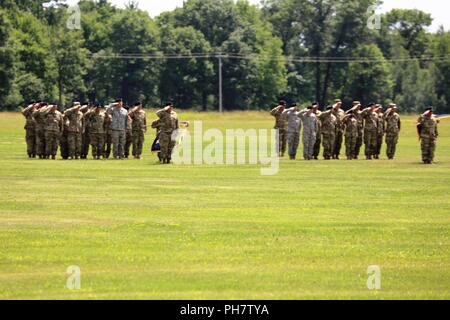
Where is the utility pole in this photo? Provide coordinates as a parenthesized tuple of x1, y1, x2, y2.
(218, 53, 224, 113)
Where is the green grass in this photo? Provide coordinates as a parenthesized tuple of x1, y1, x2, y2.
(0, 111, 449, 300)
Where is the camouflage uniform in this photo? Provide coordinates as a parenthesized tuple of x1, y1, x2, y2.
(318, 111, 337, 160)
(129, 109, 147, 159)
(270, 106, 288, 157)
(343, 115, 359, 160)
(41, 107, 63, 159)
(361, 108, 379, 159)
(106, 105, 129, 159)
(282, 108, 302, 160)
(375, 110, 384, 159)
(313, 110, 322, 160)
(331, 108, 345, 159)
(124, 115, 133, 158)
(64, 106, 84, 159)
(60, 115, 70, 160)
(103, 113, 112, 159)
(22, 105, 36, 158)
(80, 106, 91, 159)
(32, 108, 46, 158)
(384, 110, 401, 160)
(156, 108, 178, 163)
(85, 109, 106, 159)
(418, 115, 438, 164)
(353, 110, 364, 159)
(299, 109, 319, 160)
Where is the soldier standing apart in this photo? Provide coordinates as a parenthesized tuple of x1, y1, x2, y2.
(156, 103, 178, 164)
(318, 106, 337, 160)
(312, 103, 322, 160)
(32, 102, 47, 159)
(351, 101, 364, 159)
(85, 104, 107, 160)
(65, 102, 84, 160)
(129, 102, 147, 160)
(361, 103, 379, 160)
(342, 111, 359, 160)
(331, 99, 345, 159)
(270, 101, 288, 157)
(374, 104, 384, 159)
(22, 101, 39, 158)
(417, 107, 439, 164)
(41, 104, 63, 159)
(282, 103, 302, 160)
(299, 106, 319, 160)
(106, 99, 129, 160)
(383, 103, 401, 160)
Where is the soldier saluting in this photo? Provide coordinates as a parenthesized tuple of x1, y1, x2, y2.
(417, 107, 439, 164)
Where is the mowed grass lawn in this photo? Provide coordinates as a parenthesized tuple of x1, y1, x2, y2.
(0, 111, 449, 300)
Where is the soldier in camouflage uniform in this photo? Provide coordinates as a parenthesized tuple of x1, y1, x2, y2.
(103, 112, 112, 159)
(351, 101, 364, 159)
(417, 107, 439, 164)
(361, 103, 379, 160)
(124, 107, 133, 159)
(32, 102, 47, 159)
(22, 101, 39, 158)
(343, 111, 359, 160)
(374, 105, 384, 159)
(129, 102, 147, 159)
(60, 113, 70, 160)
(85, 104, 106, 160)
(41, 104, 63, 159)
(331, 99, 345, 159)
(106, 99, 129, 160)
(383, 103, 401, 160)
(80, 104, 91, 159)
(270, 101, 288, 157)
(64, 102, 84, 160)
(318, 106, 337, 160)
(299, 106, 319, 160)
(312, 103, 322, 160)
(282, 103, 302, 160)
(156, 103, 179, 164)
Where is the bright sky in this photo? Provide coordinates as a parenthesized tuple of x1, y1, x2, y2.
(67, 0, 450, 31)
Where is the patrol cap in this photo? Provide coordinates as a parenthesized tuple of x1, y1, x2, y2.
(353, 101, 361, 106)
(334, 99, 342, 103)
(326, 106, 333, 111)
(389, 103, 397, 107)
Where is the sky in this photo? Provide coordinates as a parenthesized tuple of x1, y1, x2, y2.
(67, 0, 450, 31)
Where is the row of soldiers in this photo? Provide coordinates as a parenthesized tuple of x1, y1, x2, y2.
(22, 99, 180, 162)
(22, 100, 147, 160)
(272, 100, 439, 164)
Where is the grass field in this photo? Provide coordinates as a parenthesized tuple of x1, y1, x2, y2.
(0, 111, 449, 300)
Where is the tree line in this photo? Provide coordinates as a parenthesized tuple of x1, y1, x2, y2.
(0, 0, 449, 112)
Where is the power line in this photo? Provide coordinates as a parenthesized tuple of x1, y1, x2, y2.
(88, 52, 450, 63)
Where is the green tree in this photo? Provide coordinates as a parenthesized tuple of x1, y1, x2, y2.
(344, 44, 393, 106)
